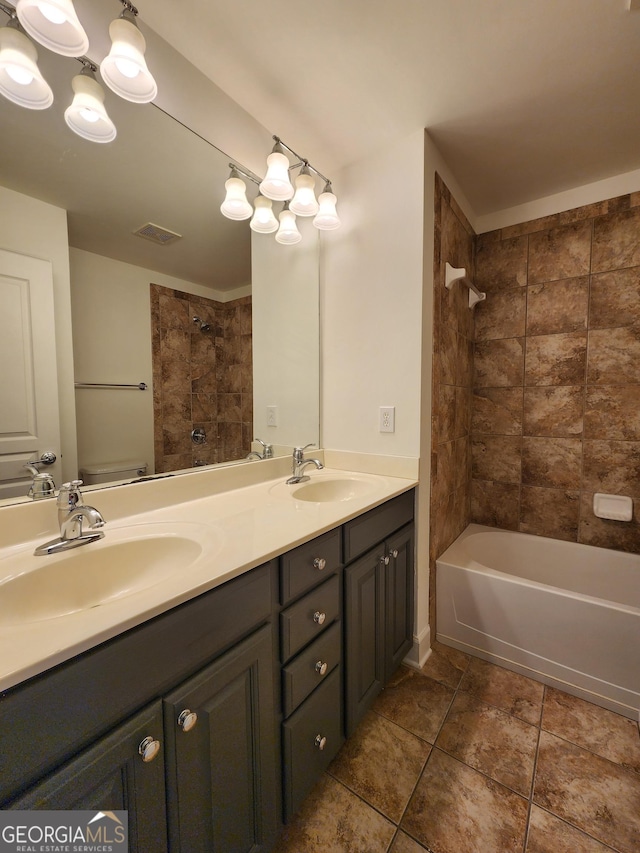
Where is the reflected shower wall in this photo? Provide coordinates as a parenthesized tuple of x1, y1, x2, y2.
(150, 283, 252, 472)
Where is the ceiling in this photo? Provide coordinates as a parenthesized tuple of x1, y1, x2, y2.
(140, 0, 640, 216)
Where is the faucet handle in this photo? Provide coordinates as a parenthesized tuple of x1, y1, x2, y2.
(254, 438, 274, 459)
(57, 480, 84, 511)
(293, 443, 316, 460)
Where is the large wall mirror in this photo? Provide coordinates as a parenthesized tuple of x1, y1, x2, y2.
(0, 10, 319, 505)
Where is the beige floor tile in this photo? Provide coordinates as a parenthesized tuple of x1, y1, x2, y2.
(273, 774, 396, 853)
(526, 805, 616, 853)
(419, 640, 470, 689)
(534, 731, 640, 853)
(436, 690, 538, 796)
(542, 687, 640, 773)
(401, 748, 529, 853)
(388, 831, 430, 852)
(328, 711, 430, 823)
(373, 666, 454, 742)
(458, 657, 544, 725)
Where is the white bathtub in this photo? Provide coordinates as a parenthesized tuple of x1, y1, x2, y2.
(436, 524, 640, 720)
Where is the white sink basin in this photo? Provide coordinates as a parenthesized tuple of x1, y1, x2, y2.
(0, 522, 219, 625)
(271, 473, 379, 504)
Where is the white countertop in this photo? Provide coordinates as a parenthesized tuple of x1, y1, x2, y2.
(0, 462, 417, 692)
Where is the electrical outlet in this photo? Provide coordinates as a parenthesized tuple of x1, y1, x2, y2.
(379, 406, 395, 433)
(266, 405, 278, 427)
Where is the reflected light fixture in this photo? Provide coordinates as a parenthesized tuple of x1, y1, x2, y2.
(221, 136, 341, 246)
(250, 194, 278, 234)
(275, 202, 302, 245)
(0, 12, 53, 109)
(220, 167, 253, 220)
(100, 0, 157, 104)
(16, 0, 88, 57)
(313, 182, 341, 230)
(64, 60, 116, 143)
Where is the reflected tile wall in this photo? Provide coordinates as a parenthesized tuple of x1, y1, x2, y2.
(430, 175, 475, 628)
(150, 284, 252, 473)
(471, 192, 640, 551)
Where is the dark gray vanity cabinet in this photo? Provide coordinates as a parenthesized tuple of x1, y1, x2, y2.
(278, 528, 345, 820)
(6, 701, 167, 851)
(344, 491, 415, 736)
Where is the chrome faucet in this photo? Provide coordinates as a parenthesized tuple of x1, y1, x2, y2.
(24, 462, 56, 500)
(246, 438, 274, 461)
(286, 444, 324, 485)
(34, 480, 106, 556)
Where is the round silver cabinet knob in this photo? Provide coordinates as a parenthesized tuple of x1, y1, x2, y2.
(313, 557, 327, 571)
(390, 549, 399, 559)
(314, 734, 327, 751)
(313, 611, 326, 625)
(380, 555, 390, 566)
(138, 736, 161, 763)
(177, 709, 198, 732)
(315, 660, 328, 676)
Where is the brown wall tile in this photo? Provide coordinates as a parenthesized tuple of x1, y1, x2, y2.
(582, 439, 640, 498)
(472, 388, 524, 435)
(523, 387, 583, 437)
(439, 324, 458, 385)
(438, 385, 457, 443)
(526, 277, 588, 336)
(589, 267, 640, 329)
(592, 206, 640, 273)
(470, 480, 520, 530)
(578, 492, 640, 553)
(475, 287, 527, 342)
(528, 222, 591, 285)
(587, 327, 640, 384)
(521, 437, 582, 489)
(474, 338, 524, 387)
(520, 486, 579, 541)
(524, 332, 587, 386)
(472, 436, 522, 484)
(584, 385, 640, 440)
(475, 235, 528, 292)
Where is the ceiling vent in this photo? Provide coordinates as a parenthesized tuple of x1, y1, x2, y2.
(133, 222, 182, 246)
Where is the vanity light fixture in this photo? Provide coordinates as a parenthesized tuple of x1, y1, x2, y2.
(64, 59, 116, 143)
(0, 10, 53, 108)
(100, 0, 157, 104)
(220, 166, 253, 220)
(221, 135, 341, 244)
(15, 0, 88, 57)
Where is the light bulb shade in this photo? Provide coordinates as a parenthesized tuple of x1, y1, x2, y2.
(250, 195, 278, 233)
(275, 207, 302, 245)
(16, 0, 89, 56)
(290, 170, 319, 216)
(0, 26, 53, 109)
(64, 71, 116, 143)
(313, 191, 341, 230)
(100, 16, 157, 104)
(259, 150, 294, 201)
(220, 175, 253, 220)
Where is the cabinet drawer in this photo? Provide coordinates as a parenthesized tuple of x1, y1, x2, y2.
(280, 574, 340, 663)
(282, 621, 341, 717)
(282, 667, 343, 820)
(343, 490, 414, 562)
(280, 527, 342, 605)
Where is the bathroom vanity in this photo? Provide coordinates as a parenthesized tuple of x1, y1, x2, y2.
(0, 467, 415, 853)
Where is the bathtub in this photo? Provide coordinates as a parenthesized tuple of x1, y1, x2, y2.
(436, 524, 640, 720)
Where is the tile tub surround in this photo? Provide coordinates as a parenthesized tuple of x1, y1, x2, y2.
(150, 283, 252, 473)
(273, 646, 640, 853)
(471, 194, 640, 551)
(429, 174, 475, 630)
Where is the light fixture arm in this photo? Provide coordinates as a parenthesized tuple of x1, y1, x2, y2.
(0, 3, 18, 21)
(120, 0, 139, 17)
(272, 136, 332, 187)
(228, 162, 261, 186)
(75, 55, 97, 74)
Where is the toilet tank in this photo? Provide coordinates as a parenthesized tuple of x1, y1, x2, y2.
(79, 460, 147, 485)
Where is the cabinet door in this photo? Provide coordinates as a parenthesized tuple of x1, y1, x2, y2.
(385, 524, 415, 681)
(344, 549, 385, 736)
(164, 624, 279, 853)
(6, 702, 167, 853)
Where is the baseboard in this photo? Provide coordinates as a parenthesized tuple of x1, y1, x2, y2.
(403, 623, 431, 670)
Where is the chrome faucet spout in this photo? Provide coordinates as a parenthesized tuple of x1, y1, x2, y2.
(34, 480, 106, 556)
(287, 445, 324, 485)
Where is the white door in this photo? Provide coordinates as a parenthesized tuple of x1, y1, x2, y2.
(0, 248, 61, 499)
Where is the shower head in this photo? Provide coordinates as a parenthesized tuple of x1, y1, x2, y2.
(192, 316, 211, 332)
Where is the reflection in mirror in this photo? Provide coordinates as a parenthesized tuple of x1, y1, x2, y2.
(0, 21, 319, 506)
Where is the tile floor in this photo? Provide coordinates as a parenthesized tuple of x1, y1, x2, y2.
(273, 642, 640, 853)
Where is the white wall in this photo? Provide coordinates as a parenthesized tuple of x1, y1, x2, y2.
(69, 248, 226, 475)
(252, 219, 320, 450)
(0, 185, 77, 484)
